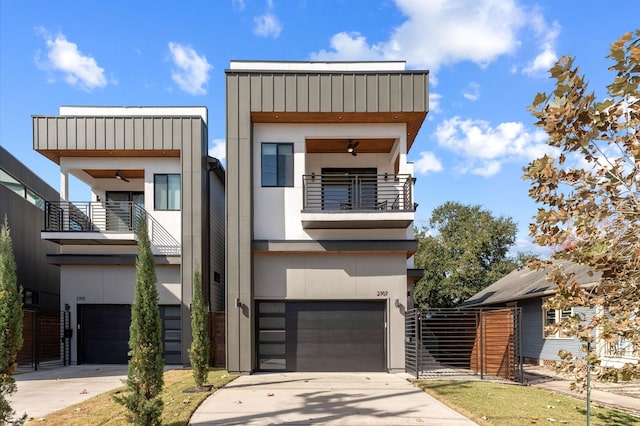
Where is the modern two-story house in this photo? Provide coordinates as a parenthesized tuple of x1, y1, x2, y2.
(1, 146, 63, 367)
(1, 146, 60, 313)
(32, 106, 225, 365)
(225, 61, 429, 373)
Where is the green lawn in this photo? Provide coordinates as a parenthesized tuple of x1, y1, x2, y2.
(26, 368, 237, 426)
(416, 380, 640, 426)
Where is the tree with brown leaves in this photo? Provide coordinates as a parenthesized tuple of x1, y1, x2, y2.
(524, 30, 640, 386)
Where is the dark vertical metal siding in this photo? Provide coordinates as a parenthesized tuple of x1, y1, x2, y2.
(32, 116, 201, 152)
(226, 71, 428, 115)
(209, 170, 225, 312)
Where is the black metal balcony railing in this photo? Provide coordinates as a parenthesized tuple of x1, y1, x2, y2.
(302, 174, 413, 212)
(44, 201, 180, 255)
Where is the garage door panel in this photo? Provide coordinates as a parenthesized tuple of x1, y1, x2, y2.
(79, 304, 181, 365)
(79, 305, 131, 364)
(257, 301, 386, 372)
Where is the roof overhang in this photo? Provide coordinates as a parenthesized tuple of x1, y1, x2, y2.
(251, 111, 425, 151)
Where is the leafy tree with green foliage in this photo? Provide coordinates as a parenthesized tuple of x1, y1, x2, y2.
(413, 202, 519, 309)
(189, 264, 210, 387)
(0, 216, 25, 426)
(524, 30, 640, 385)
(115, 218, 164, 425)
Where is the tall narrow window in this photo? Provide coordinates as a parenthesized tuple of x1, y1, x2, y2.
(262, 143, 293, 187)
(155, 174, 181, 210)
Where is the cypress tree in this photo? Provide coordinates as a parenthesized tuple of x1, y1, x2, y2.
(189, 264, 209, 387)
(0, 216, 25, 425)
(115, 218, 164, 425)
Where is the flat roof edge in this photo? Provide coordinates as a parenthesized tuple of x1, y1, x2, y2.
(229, 60, 407, 72)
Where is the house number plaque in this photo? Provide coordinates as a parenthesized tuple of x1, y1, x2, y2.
(377, 291, 388, 296)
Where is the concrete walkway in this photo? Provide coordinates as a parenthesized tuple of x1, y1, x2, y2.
(8, 365, 129, 420)
(190, 372, 476, 425)
(524, 366, 640, 417)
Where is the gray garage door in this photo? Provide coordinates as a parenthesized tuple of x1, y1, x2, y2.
(257, 301, 386, 372)
(78, 304, 182, 364)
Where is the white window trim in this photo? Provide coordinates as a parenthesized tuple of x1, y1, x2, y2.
(542, 298, 574, 340)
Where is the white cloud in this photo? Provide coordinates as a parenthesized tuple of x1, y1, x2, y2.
(510, 237, 552, 259)
(434, 116, 556, 177)
(310, 0, 533, 75)
(523, 43, 557, 76)
(470, 160, 502, 177)
(310, 32, 384, 61)
(427, 92, 443, 120)
(414, 151, 443, 174)
(254, 12, 282, 38)
(35, 28, 107, 91)
(310, 0, 560, 83)
(209, 138, 226, 163)
(168, 42, 212, 96)
(232, 0, 245, 11)
(462, 82, 480, 101)
(522, 20, 560, 76)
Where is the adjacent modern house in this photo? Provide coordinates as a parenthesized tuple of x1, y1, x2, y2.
(0, 146, 60, 313)
(1, 146, 63, 367)
(32, 106, 225, 365)
(225, 61, 429, 373)
(462, 262, 638, 369)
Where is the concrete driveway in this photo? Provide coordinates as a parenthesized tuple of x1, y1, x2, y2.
(9, 365, 129, 420)
(190, 372, 476, 425)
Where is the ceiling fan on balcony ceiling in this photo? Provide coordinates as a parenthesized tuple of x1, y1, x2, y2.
(347, 139, 359, 156)
(115, 170, 130, 183)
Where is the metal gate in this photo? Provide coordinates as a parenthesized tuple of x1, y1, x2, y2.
(17, 310, 71, 370)
(406, 307, 523, 382)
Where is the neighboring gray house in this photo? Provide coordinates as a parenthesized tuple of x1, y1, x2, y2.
(463, 262, 638, 368)
(1, 146, 63, 366)
(225, 61, 429, 374)
(32, 106, 225, 365)
(0, 146, 60, 312)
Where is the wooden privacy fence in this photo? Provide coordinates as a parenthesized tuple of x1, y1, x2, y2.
(208, 311, 225, 368)
(406, 307, 523, 382)
(18, 310, 71, 370)
(470, 308, 518, 380)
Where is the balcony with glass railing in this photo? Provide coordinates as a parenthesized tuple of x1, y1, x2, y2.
(42, 201, 180, 255)
(301, 173, 415, 229)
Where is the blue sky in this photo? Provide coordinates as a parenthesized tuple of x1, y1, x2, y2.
(1, 0, 638, 257)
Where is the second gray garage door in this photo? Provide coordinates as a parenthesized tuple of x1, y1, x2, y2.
(257, 301, 386, 372)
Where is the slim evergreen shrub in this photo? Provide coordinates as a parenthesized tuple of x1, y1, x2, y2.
(0, 216, 25, 425)
(114, 218, 164, 425)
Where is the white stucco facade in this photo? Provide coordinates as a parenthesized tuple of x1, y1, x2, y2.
(253, 122, 413, 241)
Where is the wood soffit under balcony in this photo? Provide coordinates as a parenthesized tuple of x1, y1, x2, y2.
(83, 169, 145, 179)
(251, 111, 426, 151)
(306, 138, 395, 154)
(35, 149, 180, 165)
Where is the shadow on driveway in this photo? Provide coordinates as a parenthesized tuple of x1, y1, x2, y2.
(190, 372, 476, 425)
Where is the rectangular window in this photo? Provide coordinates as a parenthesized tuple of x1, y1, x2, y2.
(543, 302, 572, 339)
(0, 169, 45, 210)
(262, 143, 293, 187)
(154, 174, 180, 210)
(23, 289, 40, 307)
(604, 308, 636, 358)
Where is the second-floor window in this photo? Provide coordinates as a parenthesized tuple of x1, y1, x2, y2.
(262, 143, 293, 187)
(0, 168, 45, 210)
(154, 174, 181, 210)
